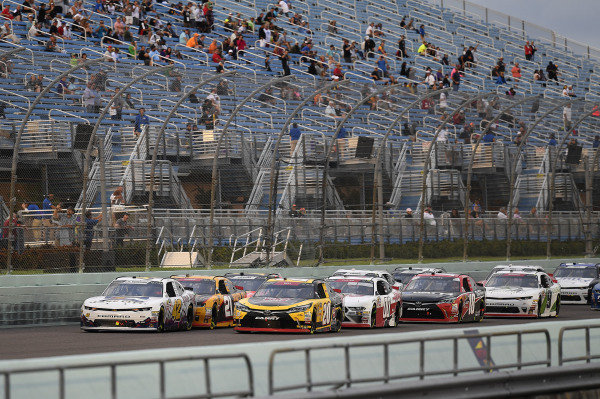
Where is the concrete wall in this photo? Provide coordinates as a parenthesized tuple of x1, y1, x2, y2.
(1, 258, 597, 326)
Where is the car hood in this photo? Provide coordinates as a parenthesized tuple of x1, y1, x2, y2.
(555, 277, 593, 288)
(401, 292, 458, 303)
(84, 296, 163, 309)
(247, 297, 306, 308)
(342, 295, 374, 307)
(485, 287, 539, 298)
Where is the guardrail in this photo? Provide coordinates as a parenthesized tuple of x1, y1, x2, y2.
(267, 329, 551, 395)
(0, 353, 254, 399)
(558, 325, 600, 366)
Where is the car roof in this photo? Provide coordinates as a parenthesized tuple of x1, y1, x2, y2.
(558, 263, 599, 268)
(493, 265, 545, 271)
(492, 270, 542, 277)
(171, 275, 218, 281)
(327, 275, 378, 283)
(224, 272, 280, 278)
(394, 267, 445, 273)
(334, 269, 390, 276)
(414, 273, 464, 278)
(266, 278, 321, 284)
(114, 276, 168, 283)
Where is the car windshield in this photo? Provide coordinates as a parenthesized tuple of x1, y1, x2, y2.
(228, 277, 265, 291)
(392, 272, 419, 284)
(103, 281, 163, 297)
(181, 280, 215, 295)
(404, 277, 460, 293)
(254, 281, 315, 299)
(328, 280, 374, 295)
(487, 275, 539, 288)
(554, 267, 597, 279)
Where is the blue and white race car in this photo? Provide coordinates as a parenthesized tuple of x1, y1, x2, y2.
(552, 263, 600, 304)
(81, 277, 195, 332)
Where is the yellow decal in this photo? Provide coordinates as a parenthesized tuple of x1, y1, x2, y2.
(173, 299, 183, 320)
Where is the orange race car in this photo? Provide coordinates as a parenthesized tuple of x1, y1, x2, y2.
(172, 275, 246, 328)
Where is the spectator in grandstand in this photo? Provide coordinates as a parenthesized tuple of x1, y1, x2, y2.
(264, 54, 272, 72)
(453, 110, 465, 125)
(495, 70, 507, 85)
(371, 66, 382, 81)
(548, 133, 557, 146)
(365, 22, 375, 38)
(215, 59, 225, 73)
(417, 41, 427, 56)
(327, 20, 338, 35)
(497, 207, 508, 219)
(179, 28, 190, 45)
(0, 21, 19, 44)
(404, 208, 413, 218)
(563, 103, 572, 131)
(325, 101, 340, 118)
(206, 88, 221, 114)
(342, 39, 354, 63)
(364, 35, 375, 58)
(511, 63, 521, 82)
(289, 123, 301, 151)
(396, 35, 407, 59)
(82, 82, 100, 113)
(169, 74, 182, 92)
(377, 55, 389, 78)
(546, 61, 559, 82)
(377, 40, 386, 55)
(332, 63, 344, 80)
(482, 129, 495, 143)
(83, 210, 102, 250)
(279, 50, 291, 76)
(52, 204, 76, 246)
(505, 87, 516, 97)
(94, 20, 108, 39)
(114, 213, 133, 247)
(423, 69, 435, 89)
(439, 90, 448, 112)
(424, 207, 436, 226)
(593, 136, 600, 149)
(133, 107, 149, 135)
(200, 99, 215, 129)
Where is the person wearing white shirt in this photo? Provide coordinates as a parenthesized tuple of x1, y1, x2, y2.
(423, 209, 436, 226)
(497, 208, 508, 219)
(278, 0, 289, 15)
(325, 101, 338, 118)
(439, 91, 447, 110)
(365, 22, 374, 37)
(423, 71, 435, 88)
(437, 128, 448, 142)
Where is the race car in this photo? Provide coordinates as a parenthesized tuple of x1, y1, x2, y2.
(484, 270, 561, 318)
(233, 278, 343, 333)
(326, 275, 401, 328)
(478, 265, 548, 286)
(591, 282, 600, 310)
(81, 277, 195, 332)
(392, 267, 445, 289)
(172, 275, 246, 328)
(552, 263, 600, 304)
(332, 269, 401, 290)
(224, 272, 282, 297)
(400, 273, 485, 323)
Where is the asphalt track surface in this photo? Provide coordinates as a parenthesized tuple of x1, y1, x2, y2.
(1, 305, 597, 360)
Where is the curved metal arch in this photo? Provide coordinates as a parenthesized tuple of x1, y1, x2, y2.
(462, 95, 534, 261)
(365, 87, 450, 262)
(505, 98, 578, 259)
(260, 79, 349, 264)
(417, 92, 493, 262)
(78, 64, 174, 271)
(145, 70, 237, 268)
(545, 103, 600, 258)
(206, 74, 295, 266)
(6, 58, 103, 273)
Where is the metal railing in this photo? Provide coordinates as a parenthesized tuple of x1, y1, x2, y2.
(558, 325, 600, 366)
(268, 329, 551, 395)
(0, 353, 254, 399)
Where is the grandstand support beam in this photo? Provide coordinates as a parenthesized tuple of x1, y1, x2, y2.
(314, 81, 405, 264)
(368, 88, 451, 263)
(585, 135, 600, 256)
(462, 96, 533, 263)
(79, 64, 173, 273)
(546, 104, 600, 259)
(149, 71, 237, 270)
(6, 58, 102, 274)
(417, 92, 491, 263)
(265, 79, 347, 266)
(505, 99, 577, 260)
(206, 74, 294, 267)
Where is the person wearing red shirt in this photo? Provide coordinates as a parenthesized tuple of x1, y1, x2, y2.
(212, 50, 223, 63)
(333, 63, 344, 80)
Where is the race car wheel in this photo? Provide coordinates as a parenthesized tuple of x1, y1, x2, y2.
(537, 295, 543, 318)
(330, 307, 342, 333)
(209, 305, 217, 330)
(476, 301, 485, 322)
(457, 302, 464, 323)
(391, 304, 401, 327)
(370, 305, 377, 328)
(309, 313, 317, 334)
(554, 295, 561, 317)
(157, 309, 165, 333)
(185, 305, 193, 331)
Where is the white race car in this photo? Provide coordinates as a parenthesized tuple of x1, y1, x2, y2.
(326, 276, 401, 327)
(332, 269, 401, 291)
(392, 267, 445, 289)
(478, 265, 547, 286)
(484, 271, 561, 318)
(81, 277, 195, 332)
(553, 263, 600, 304)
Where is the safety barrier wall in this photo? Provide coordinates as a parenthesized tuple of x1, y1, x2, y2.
(1, 258, 597, 327)
(0, 319, 598, 398)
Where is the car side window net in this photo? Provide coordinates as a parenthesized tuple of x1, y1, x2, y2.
(166, 282, 177, 298)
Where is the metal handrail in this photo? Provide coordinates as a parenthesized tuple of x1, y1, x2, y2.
(558, 324, 600, 366)
(268, 329, 551, 395)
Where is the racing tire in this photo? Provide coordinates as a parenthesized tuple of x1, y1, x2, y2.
(392, 304, 401, 327)
(457, 302, 464, 323)
(156, 309, 165, 333)
(309, 313, 317, 334)
(209, 305, 217, 330)
(476, 301, 485, 322)
(185, 305, 194, 331)
(554, 295, 561, 317)
(537, 295, 543, 318)
(330, 307, 342, 333)
(370, 305, 377, 328)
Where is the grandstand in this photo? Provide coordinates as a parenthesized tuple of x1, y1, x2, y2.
(1, 0, 600, 266)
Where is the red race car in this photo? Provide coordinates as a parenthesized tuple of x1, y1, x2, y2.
(400, 273, 485, 323)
